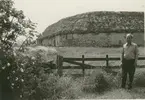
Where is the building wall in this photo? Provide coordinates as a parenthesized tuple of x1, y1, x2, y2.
(40, 33, 144, 47)
(132, 33, 144, 46)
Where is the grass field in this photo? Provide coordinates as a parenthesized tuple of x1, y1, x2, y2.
(54, 47, 145, 99)
(56, 47, 145, 57)
(61, 68, 145, 99)
(27, 46, 145, 99)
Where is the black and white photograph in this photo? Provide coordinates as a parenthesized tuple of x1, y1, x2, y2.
(0, 0, 145, 99)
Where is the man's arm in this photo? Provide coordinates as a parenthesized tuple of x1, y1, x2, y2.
(121, 46, 124, 63)
(134, 44, 139, 65)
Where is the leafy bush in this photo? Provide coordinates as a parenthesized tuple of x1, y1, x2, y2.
(134, 70, 145, 87)
(94, 72, 110, 92)
(5, 47, 82, 100)
(81, 70, 110, 93)
(81, 69, 123, 94)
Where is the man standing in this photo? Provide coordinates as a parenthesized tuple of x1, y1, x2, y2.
(121, 33, 138, 89)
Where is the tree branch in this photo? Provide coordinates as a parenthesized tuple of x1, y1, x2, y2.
(4, 16, 14, 41)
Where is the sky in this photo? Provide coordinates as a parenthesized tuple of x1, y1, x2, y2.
(13, 0, 145, 34)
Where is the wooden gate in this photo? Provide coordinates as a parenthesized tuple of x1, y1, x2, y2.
(56, 55, 145, 76)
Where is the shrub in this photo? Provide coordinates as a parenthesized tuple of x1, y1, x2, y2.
(134, 70, 145, 87)
(103, 69, 122, 88)
(8, 47, 81, 100)
(2, 46, 57, 100)
(81, 69, 123, 94)
(94, 72, 110, 92)
(0, 46, 86, 100)
(36, 74, 81, 100)
(81, 70, 111, 93)
(55, 76, 79, 99)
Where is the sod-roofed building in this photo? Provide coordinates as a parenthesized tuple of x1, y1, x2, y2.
(37, 11, 144, 47)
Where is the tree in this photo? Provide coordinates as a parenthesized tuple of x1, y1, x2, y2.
(0, 0, 38, 99)
(0, 0, 37, 50)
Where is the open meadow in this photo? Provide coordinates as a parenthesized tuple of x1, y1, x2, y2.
(56, 47, 145, 57)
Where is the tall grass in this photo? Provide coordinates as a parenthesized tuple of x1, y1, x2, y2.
(20, 68, 145, 100)
(80, 69, 120, 94)
(134, 69, 145, 87)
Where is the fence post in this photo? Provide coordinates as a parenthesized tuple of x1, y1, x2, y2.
(56, 55, 59, 75)
(57, 55, 63, 76)
(82, 55, 85, 76)
(0, 84, 1, 100)
(106, 55, 109, 68)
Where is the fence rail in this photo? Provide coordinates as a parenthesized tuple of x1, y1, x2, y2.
(56, 55, 145, 76)
(63, 56, 145, 61)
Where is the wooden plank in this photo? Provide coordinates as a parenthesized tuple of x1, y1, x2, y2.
(59, 56, 63, 76)
(57, 55, 63, 76)
(82, 55, 85, 75)
(109, 58, 120, 60)
(63, 59, 96, 68)
(106, 55, 109, 68)
(61, 65, 145, 69)
(63, 58, 106, 61)
(56, 55, 59, 69)
(63, 58, 83, 61)
(64, 59, 82, 66)
(84, 58, 107, 61)
(63, 66, 101, 69)
(109, 57, 145, 60)
(63, 57, 145, 61)
(138, 57, 145, 60)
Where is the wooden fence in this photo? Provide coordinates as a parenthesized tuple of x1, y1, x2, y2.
(56, 55, 145, 76)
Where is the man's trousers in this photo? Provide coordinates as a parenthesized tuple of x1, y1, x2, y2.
(121, 59, 135, 88)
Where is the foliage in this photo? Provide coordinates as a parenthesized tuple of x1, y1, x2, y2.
(10, 50, 79, 100)
(81, 71, 110, 93)
(134, 70, 145, 87)
(0, 0, 37, 50)
(6, 49, 54, 100)
(0, 1, 80, 99)
(0, 45, 78, 100)
(0, 0, 39, 99)
(0, 0, 37, 78)
(81, 69, 122, 94)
